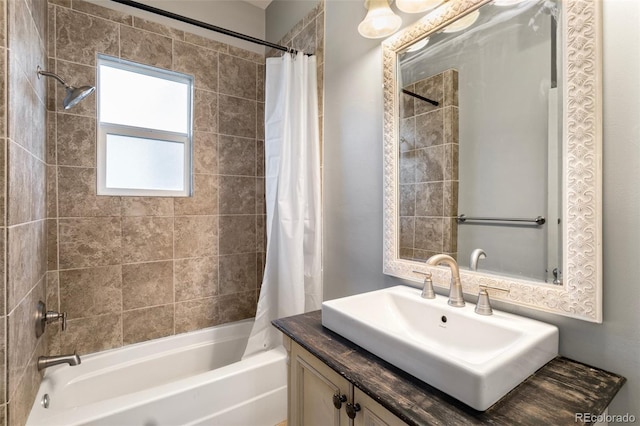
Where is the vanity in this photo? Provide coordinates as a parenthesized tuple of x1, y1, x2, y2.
(273, 309, 625, 425)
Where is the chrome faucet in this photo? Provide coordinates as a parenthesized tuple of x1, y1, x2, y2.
(469, 248, 487, 271)
(37, 352, 81, 371)
(426, 254, 465, 307)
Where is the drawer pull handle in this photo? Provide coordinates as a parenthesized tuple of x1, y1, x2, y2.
(332, 393, 347, 409)
(346, 402, 361, 419)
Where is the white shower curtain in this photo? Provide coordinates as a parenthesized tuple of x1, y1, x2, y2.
(243, 52, 322, 358)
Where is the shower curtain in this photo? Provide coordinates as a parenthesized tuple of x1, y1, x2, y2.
(243, 52, 322, 358)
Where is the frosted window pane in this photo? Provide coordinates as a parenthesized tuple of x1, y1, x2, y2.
(99, 65, 189, 133)
(106, 134, 185, 191)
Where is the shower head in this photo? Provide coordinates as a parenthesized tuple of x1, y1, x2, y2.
(37, 66, 95, 110)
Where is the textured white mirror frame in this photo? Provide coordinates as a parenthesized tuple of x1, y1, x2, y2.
(382, 0, 603, 322)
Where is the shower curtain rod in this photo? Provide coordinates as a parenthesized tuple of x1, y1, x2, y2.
(110, 0, 310, 56)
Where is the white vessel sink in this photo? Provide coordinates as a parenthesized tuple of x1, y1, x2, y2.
(321, 285, 558, 411)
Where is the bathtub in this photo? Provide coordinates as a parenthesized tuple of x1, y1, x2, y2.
(26, 319, 287, 426)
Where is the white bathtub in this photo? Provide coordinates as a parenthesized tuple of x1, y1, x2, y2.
(26, 319, 287, 426)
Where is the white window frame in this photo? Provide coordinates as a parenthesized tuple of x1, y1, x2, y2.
(96, 54, 194, 197)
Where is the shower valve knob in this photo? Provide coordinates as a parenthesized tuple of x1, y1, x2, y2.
(45, 310, 67, 331)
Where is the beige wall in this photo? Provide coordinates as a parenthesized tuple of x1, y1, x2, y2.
(4, 0, 49, 423)
(45, 0, 268, 356)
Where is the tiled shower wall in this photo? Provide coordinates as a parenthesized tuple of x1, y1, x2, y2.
(4, 0, 49, 424)
(399, 69, 459, 261)
(46, 0, 268, 355)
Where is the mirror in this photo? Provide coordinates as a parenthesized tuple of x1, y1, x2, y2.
(382, 0, 602, 322)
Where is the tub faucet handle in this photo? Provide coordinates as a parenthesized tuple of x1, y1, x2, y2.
(46, 310, 67, 331)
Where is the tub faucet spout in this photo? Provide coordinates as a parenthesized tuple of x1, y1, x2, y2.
(426, 254, 465, 307)
(38, 352, 81, 371)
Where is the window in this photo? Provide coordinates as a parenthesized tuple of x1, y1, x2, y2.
(97, 55, 194, 196)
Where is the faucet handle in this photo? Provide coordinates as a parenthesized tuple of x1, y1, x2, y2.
(412, 270, 435, 299)
(45, 310, 67, 331)
(475, 285, 510, 316)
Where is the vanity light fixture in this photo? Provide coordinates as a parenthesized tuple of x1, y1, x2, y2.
(442, 9, 480, 32)
(493, 0, 526, 5)
(396, 0, 443, 14)
(358, 0, 402, 39)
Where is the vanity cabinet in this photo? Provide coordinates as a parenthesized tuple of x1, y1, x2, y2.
(286, 337, 405, 426)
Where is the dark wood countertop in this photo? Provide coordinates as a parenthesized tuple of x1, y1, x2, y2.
(273, 310, 626, 426)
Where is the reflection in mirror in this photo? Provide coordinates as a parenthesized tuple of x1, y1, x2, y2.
(396, 0, 562, 283)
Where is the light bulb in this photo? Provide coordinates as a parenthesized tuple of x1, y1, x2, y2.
(358, 0, 403, 39)
(443, 9, 480, 33)
(396, 0, 444, 14)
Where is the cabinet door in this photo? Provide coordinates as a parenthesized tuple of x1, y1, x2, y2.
(353, 388, 408, 426)
(290, 343, 350, 426)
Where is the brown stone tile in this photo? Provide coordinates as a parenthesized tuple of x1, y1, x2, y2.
(46, 164, 56, 218)
(33, 219, 47, 284)
(399, 247, 414, 260)
(7, 54, 32, 152)
(56, 112, 95, 167)
(257, 64, 265, 102)
(7, 223, 32, 312)
(46, 58, 56, 112)
(7, 278, 45, 400)
(400, 117, 415, 152)
(193, 131, 217, 174)
(401, 84, 415, 119)
(256, 101, 264, 140)
(175, 297, 218, 334)
(57, 167, 121, 217)
(414, 73, 443, 115)
(72, 0, 133, 25)
(444, 181, 459, 217)
(415, 146, 444, 183)
(183, 33, 228, 53)
(218, 135, 256, 176)
(121, 197, 173, 216)
(414, 217, 443, 252)
(415, 182, 443, 217)
(227, 45, 263, 64)
(399, 150, 416, 184)
(445, 143, 459, 181)
(399, 217, 415, 249)
(59, 265, 122, 319)
(256, 177, 265, 215)
(0, 316, 4, 404)
(30, 0, 47, 57)
(413, 249, 437, 261)
(256, 252, 265, 288)
(256, 140, 264, 177)
(174, 216, 217, 258)
(219, 253, 256, 295)
(219, 176, 256, 215)
(443, 217, 458, 253)
(174, 174, 217, 216)
(0, 0, 4, 47)
(219, 53, 256, 100)
(120, 25, 172, 69)
(444, 106, 459, 145)
(8, 135, 33, 227)
(133, 17, 184, 40)
(46, 271, 59, 313)
(173, 40, 217, 92)
(8, 339, 45, 426)
(57, 314, 122, 354)
(443, 69, 459, 107)
(415, 109, 444, 149)
(55, 7, 118, 65)
(31, 154, 46, 221)
(123, 304, 174, 345)
(219, 215, 256, 255)
(54, 60, 95, 116)
(47, 218, 57, 271)
(122, 261, 173, 310)
(399, 184, 415, 217)
(174, 257, 217, 302)
(218, 291, 256, 324)
(58, 217, 122, 269)
(256, 215, 265, 252)
(122, 216, 173, 263)
(0, 50, 4, 137)
(218, 95, 256, 138)
(194, 89, 217, 133)
(292, 20, 317, 56)
(49, 0, 71, 6)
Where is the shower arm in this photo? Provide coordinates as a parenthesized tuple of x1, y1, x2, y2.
(37, 66, 70, 88)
